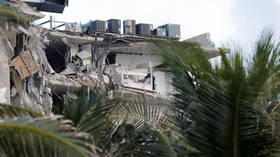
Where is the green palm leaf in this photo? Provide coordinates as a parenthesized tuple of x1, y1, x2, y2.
(110, 99, 169, 132)
(109, 99, 176, 157)
(0, 103, 43, 118)
(154, 30, 280, 157)
(0, 116, 98, 157)
(114, 129, 177, 157)
(77, 94, 175, 157)
(55, 83, 116, 126)
(77, 98, 118, 147)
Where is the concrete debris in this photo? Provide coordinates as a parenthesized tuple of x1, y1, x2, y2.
(0, 1, 105, 114)
(46, 71, 105, 94)
(76, 50, 92, 60)
(75, 50, 92, 66)
(0, 0, 225, 114)
(47, 31, 100, 45)
(201, 46, 221, 58)
(27, 26, 55, 74)
(13, 2, 45, 20)
(185, 32, 215, 48)
(0, 87, 8, 103)
(106, 34, 221, 99)
(11, 69, 24, 92)
(110, 41, 159, 55)
(18, 25, 31, 36)
(10, 50, 40, 80)
(60, 66, 76, 75)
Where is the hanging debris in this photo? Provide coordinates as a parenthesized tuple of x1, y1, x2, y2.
(10, 50, 40, 80)
(0, 0, 226, 115)
(0, 0, 107, 115)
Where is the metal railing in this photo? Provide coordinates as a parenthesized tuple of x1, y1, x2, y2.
(38, 16, 79, 30)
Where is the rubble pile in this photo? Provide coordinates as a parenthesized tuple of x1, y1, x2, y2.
(0, 1, 223, 114)
(0, 0, 107, 115)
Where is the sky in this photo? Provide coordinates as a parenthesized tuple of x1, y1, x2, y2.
(39, 0, 280, 47)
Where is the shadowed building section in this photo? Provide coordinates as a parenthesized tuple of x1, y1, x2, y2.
(23, 0, 68, 13)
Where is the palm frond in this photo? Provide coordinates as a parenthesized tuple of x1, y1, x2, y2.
(153, 30, 280, 157)
(110, 99, 169, 132)
(0, 116, 98, 157)
(55, 85, 113, 125)
(0, 103, 43, 118)
(77, 98, 119, 147)
(247, 30, 280, 102)
(109, 98, 176, 156)
(77, 93, 175, 156)
(114, 129, 176, 157)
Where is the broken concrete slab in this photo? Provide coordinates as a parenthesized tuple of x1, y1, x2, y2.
(185, 33, 215, 48)
(110, 41, 159, 55)
(60, 66, 76, 75)
(12, 2, 45, 20)
(201, 46, 221, 58)
(18, 25, 31, 36)
(47, 31, 101, 45)
(47, 74, 82, 93)
(76, 50, 92, 60)
(10, 50, 40, 80)
(11, 69, 25, 92)
(27, 26, 55, 74)
(76, 50, 92, 66)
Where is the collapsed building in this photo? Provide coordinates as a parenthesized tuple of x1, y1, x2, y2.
(0, 1, 49, 113)
(0, 0, 108, 115)
(0, 0, 222, 114)
(106, 35, 220, 100)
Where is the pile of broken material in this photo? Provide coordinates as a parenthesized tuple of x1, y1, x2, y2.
(0, 0, 106, 115)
